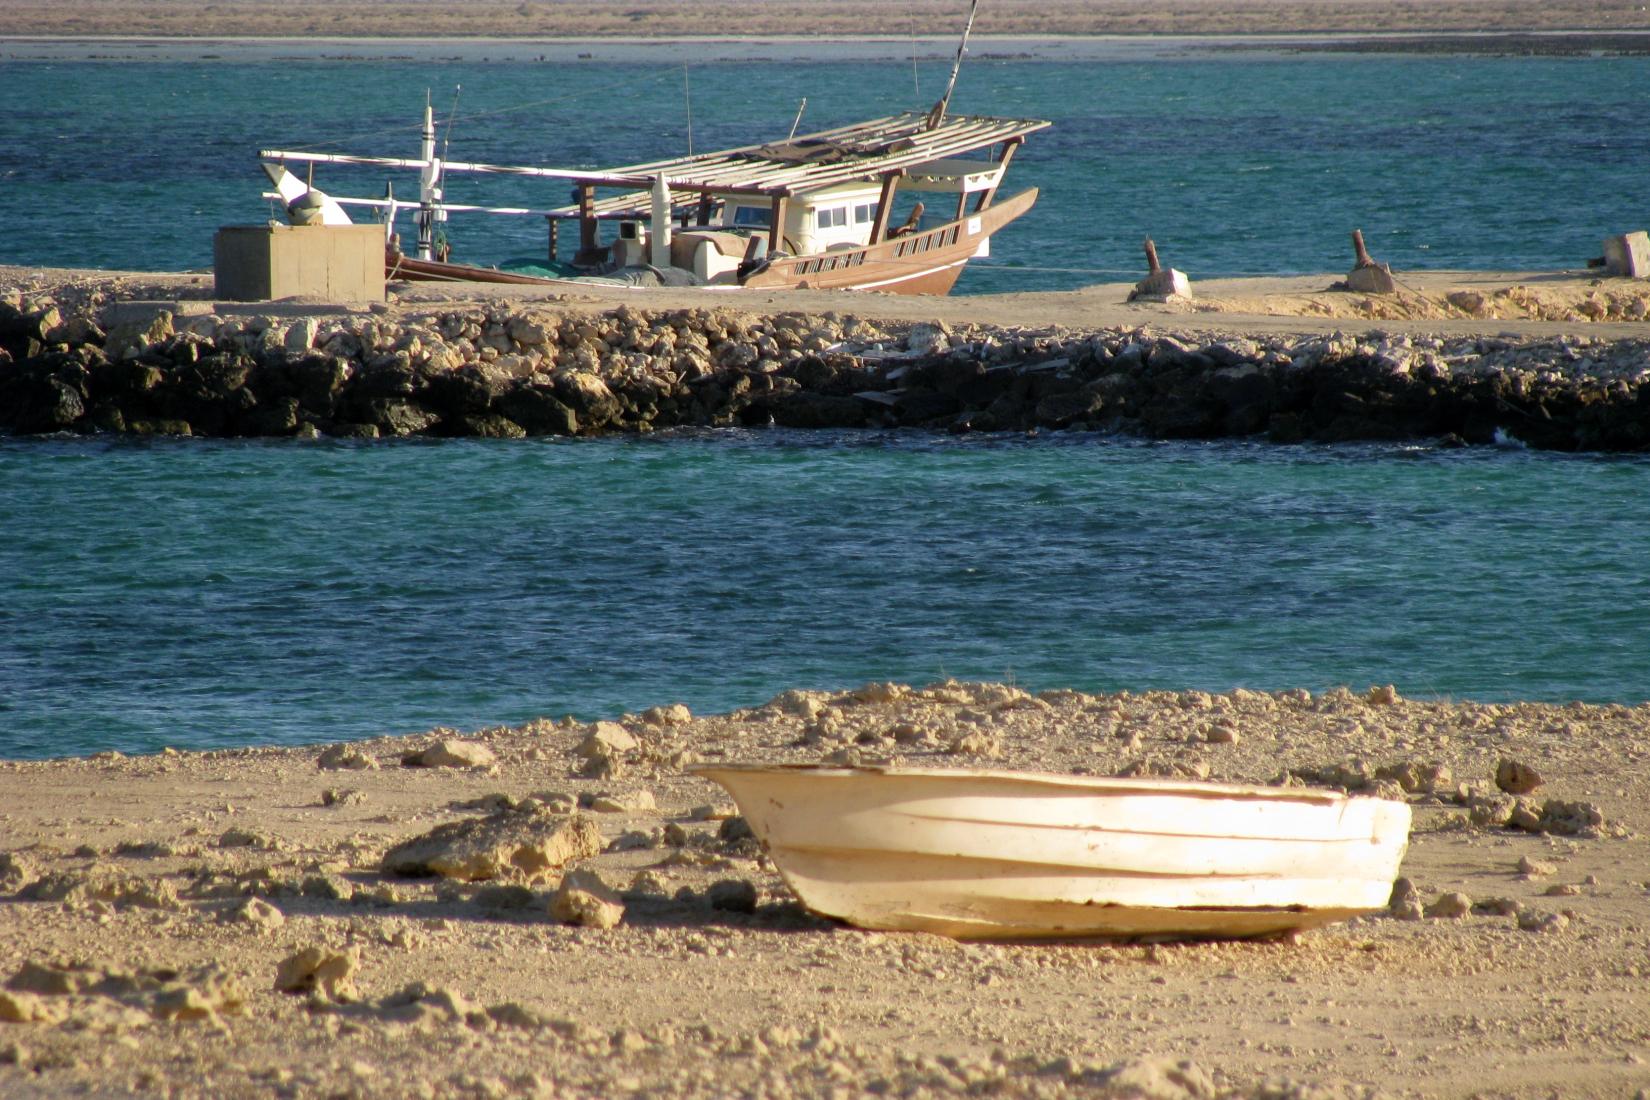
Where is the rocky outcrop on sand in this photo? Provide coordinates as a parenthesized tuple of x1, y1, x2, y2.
(380, 808, 601, 881)
(6, 281, 1650, 449)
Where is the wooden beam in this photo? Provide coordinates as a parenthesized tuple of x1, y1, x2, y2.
(575, 184, 602, 265)
(867, 171, 903, 245)
(767, 196, 789, 253)
(974, 137, 1021, 214)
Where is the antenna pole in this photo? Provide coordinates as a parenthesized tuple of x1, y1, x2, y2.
(441, 84, 463, 161)
(911, 15, 920, 100)
(417, 96, 440, 260)
(926, 0, 980, 130)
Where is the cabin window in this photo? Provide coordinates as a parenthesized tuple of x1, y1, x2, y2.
(731, 206, 772, 228)
(853, 202, 876, 224)
(816, 206, 848, 229)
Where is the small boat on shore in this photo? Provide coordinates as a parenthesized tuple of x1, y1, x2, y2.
(691, 764, 1411, 941)
(255, 0, 1048, 296)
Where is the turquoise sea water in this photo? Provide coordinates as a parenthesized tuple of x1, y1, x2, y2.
(4, 433, 1649, 760)
(5, 49, 1650, 759)
(1, 50, 1648, 291)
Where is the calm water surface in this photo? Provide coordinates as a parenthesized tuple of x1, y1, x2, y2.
(3, 433, 1648, 759)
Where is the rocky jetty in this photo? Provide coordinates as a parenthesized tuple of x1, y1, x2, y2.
(5, 283, 1650, 449)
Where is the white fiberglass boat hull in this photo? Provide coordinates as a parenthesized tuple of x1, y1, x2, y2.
(691, 765, 1411, 940)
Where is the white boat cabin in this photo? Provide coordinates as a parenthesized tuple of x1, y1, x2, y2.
(604, 150, 1018, 285)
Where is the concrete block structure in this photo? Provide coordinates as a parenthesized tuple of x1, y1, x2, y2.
(1602, 232, 1650, 279)
(214, 224, 385, 302)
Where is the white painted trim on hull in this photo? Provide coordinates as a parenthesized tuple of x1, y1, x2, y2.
(846, 255, 972, 291)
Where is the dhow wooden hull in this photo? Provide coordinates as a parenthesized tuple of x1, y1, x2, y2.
(740, 188, 1038, 295)
(690, 765, 1411, 941)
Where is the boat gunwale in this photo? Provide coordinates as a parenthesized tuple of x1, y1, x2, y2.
(686, 762, 1398, 807)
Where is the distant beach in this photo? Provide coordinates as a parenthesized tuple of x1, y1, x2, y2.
(6, 30, 1650, 64)
(2, 0, 1647, 41)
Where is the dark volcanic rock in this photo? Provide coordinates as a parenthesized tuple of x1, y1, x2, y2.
(892, 389, 962, 425)
(368, 399, 440, 437)
(768, 391, 869, 429)
(496, 387, 578, 436)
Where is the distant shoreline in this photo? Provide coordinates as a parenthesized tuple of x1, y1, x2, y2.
(5, 31, 1650, 64)
(2, 0, 1646, 41)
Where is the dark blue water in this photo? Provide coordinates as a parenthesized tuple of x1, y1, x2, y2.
(1, 52, 1647, 292)
(4, 433, 1649, 759)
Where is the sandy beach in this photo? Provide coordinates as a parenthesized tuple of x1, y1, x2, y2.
(1, 681, 1647, 1099)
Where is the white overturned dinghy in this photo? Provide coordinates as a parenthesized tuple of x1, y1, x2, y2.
(691, 765, 1411, 941)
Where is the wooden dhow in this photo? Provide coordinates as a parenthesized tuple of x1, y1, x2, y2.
(691, 764, 1412, 941)
(255, 1, 1047, 295)
(259, 107, 1048, 296)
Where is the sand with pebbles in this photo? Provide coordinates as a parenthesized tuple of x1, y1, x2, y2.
(1, 681, 1648, 1099)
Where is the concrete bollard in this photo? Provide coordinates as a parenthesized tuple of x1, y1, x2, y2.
(1600, 232, 1650, 278)
(1344, 229, 1397, 294)
(1128, 237, 1192, 302)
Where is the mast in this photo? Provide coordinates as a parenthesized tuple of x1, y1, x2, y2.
(925, 0, 980, 131)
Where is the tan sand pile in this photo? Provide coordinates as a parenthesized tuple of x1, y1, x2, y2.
(2, 681, 1647, 1098)
(1184, 280, 1650, 325)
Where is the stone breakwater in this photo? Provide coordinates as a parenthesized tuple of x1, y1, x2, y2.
(5, 288, 1650, 450)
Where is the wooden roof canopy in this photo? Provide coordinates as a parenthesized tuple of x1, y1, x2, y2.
(549, 111, 1051, 221)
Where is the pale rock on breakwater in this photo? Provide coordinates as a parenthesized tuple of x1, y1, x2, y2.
(6, 275, 1650, 449)
(1, 680, 1646, 1098)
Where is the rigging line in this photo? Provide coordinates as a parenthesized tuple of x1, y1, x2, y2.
(911, 13, 921, 101)
(441, 84, 463, 162)
(683, 65, 693, 157)
(973, 265, 1158, 276)
(973, 265, 1336, 279)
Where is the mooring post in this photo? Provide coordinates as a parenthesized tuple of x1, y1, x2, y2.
(1344, 227, 1397, 294)
(1128, 236, 1190, 302)
(1351, 229, 1374, 269)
